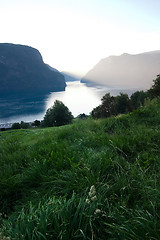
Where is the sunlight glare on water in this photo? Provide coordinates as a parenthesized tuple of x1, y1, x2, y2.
(0, 81, 136, 123)
(45, 81, 104, 117)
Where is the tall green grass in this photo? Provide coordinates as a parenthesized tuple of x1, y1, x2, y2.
(0, 98, 160, 239)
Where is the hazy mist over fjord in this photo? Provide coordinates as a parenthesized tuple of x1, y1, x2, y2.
(1, 0, 160, 77)
(82, 51, 160, 89)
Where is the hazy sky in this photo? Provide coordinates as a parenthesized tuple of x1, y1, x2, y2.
(1, 0, 160, 76)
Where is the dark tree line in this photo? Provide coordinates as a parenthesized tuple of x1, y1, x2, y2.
(91, 74, 160, 119)
(11, 121, 30, 129)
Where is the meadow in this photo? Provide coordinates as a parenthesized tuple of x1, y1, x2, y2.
(0, 98, 160, 239)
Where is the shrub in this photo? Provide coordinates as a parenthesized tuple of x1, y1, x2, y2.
(11, 122, 21, 129)
(43, 100, 73, 127)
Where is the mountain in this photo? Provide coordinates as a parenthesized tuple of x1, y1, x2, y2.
(81, 51, 160, 89)
(45, 67, 79, 82)
(0, 43, 66, 96)
(61, 71, 80, 82)
(46, 64, 59, 73)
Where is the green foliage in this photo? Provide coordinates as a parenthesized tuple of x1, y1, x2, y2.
(148, 74, 160, 98)
(20, 121, 30, 129)
(130, 90, 148, 109)
(43, 100, 73, 127)
(91, 92, 132, 119)
(91, 82, 159, 120)
(114, 92, 131, 114)
(91, 93, 115, 118)
(1, 98, 160, 239)
(104, 115, 130, 134)
(11, 122, 21, 129)
(33, 120, 41, 127)
(130, 98, 160, 126)
(11, 121, 30, 130)
(77, 113, 88, 119)
(91, 74, 160, 120)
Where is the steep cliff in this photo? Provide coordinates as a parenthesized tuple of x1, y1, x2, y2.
(0, 43, 66, 95)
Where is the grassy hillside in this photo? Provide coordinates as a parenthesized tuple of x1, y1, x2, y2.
(0, 98, 160, 239)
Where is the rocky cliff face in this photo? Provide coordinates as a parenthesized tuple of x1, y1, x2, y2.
(0, 43, 66, 95)
(81, 51, 160, 89)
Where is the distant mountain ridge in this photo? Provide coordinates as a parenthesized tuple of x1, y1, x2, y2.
(0, 43, 66, 95)
(46, 65, 80, 82)
(61, 71, 80, 82)
(81, 51, 160, 89)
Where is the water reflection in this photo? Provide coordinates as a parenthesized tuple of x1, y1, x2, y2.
(0, 94, 47, 123)
(46, 81, 103, 117)
(0, 81, 136, 123)
(46, 81, 136, 117)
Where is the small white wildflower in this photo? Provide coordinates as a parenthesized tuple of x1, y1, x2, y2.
(86, 198, 90, 204)
(90, 185, 96, 193)
(89, 185, 96, 197)
(95, 209, 101, 214)
(91, 195, 97, 201)
(89, 190, 96, 197)
(0, 235, 10, 240)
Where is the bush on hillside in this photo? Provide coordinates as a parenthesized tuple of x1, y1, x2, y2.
(43, 100, 73, 127)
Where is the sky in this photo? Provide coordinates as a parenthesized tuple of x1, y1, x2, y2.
(1, 0, 160, 76)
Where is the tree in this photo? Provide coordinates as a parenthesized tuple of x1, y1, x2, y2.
(20, 121, 30, 129)
(130, 91, 147, 110)
(114, 93, 131, 115)
(91, 93, 115, 118)
(77, 113, 88, 119)
(11, 122, 21, 129)
(33, 120, 41, 127)
(147, 75, 160, 98)
(91, 105, 103, 119)
(43, 100, 73, 127)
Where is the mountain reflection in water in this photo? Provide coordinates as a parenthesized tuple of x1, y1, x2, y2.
(0, 94, 47, 123)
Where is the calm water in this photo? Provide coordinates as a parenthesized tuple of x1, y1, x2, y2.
(0, 81, 136, 123)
